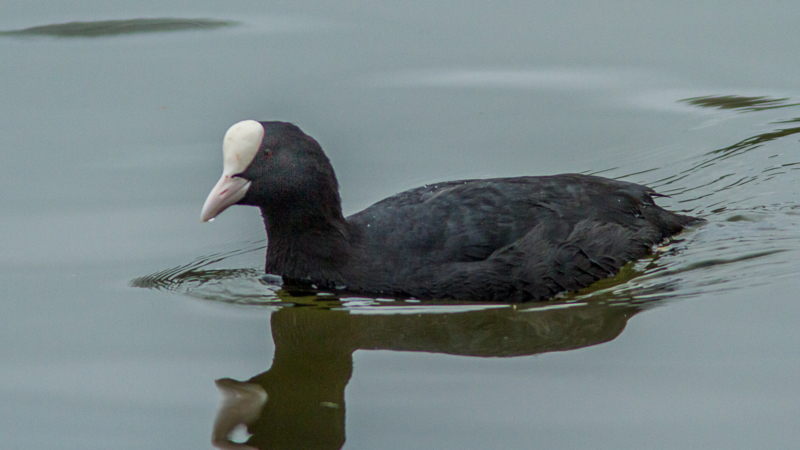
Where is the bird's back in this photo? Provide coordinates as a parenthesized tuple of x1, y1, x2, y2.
(343, 174, 695, 301)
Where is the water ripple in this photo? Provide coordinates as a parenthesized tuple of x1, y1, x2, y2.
(681, 95, 800, 113)
(0, 18, 238, 38)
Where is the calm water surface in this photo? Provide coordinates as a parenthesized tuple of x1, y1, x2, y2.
(3, 2, 800, 449)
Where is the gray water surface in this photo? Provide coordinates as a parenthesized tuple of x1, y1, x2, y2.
(3, 2, 800, 449)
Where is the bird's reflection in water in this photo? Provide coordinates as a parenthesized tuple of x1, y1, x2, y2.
(213, 379, 268, 450)
(132, 250, 681, 449)
(211, 294, 642, 450)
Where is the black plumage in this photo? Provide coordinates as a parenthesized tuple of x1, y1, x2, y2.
(206, 121, 698, 302)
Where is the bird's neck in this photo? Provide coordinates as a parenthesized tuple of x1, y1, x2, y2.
(261, 207, 354, 286)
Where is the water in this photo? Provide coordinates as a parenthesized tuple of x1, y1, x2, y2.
(3, 2, 800, 449)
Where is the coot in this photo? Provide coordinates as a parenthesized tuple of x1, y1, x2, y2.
(201, 120, 698, 302)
